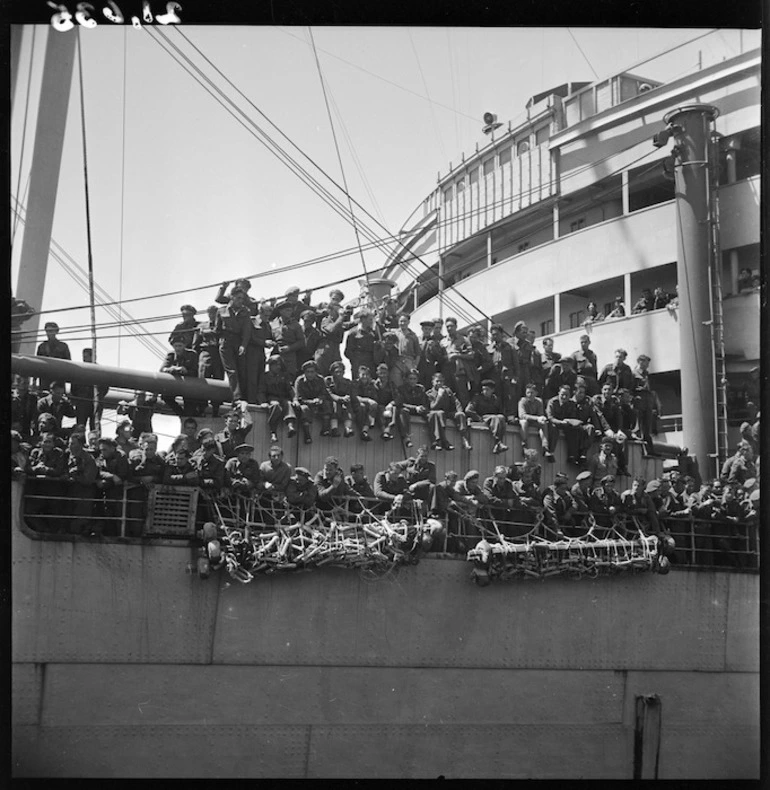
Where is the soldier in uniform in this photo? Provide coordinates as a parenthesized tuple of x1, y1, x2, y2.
(191, 306, 225, 417)
(224, 443, 260, 496)
(572, 385, 611, 464)
(294, 360, 333, 443)
(570, 334, 599, 395)
(544, 384, 577, 463)
(425, 371, 472, 451)
(258, 445, 293, 505)
(598, 348, 634, 394)
(373, 362, 399, 440)
(441, 317, 476, 408)
(541, 473, 578, 538)
(215, 286, 251, 405)
(391, 314, 421, 389)
(543, 355, 577, 401)
(373, 462, 414, 520)
(65, 432, 99, 535)
(161, 338, 201, 417)
(316, 300, 353, 376)
(352, 366, 378, 441)
(345, 310, 379, 381)
(394, 444, 436, 515)
(517, 382, 547, 453)
(314, 456, 351, 516)
(36, 321, 71, 392)
(345, 463, 376, 514)
(590, 475, 623, 529)
(216, 279, 258, 317)
(215, 409, 253, 460)
(570, 470, 593, 514)
(465, 379, 508, 455)
(284, 467, 318, 518)
(325, 360, 357, 437)
(163, 446, 200, 487)
(258, 356, 297, 444)
(168, 304, 199, 348)
(94, 436, 130, 536)
(376, 332, 400, 378)
(632, 354, 660, 452)
(128, 433, 166, 486)
(297, 309, 322, 369)
(195, 438, 226, 495)
(511, 321, 532, 396)
(395, 368, 429, 448)
(488, 323, 519, 420)
(483, 465, 522, 534)
(25, 431, 68, 532)
(540, 336, 562, 380)
(467, 325, 494, 397)
(36, 380, 76, 438)
(271, 300, 306, 379)
(587, 437, 619, 487)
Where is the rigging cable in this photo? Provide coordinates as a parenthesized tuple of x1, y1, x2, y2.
(118, 25, 128, 365)
(11, 25, 36, 250)
(566, 28, 599, 81)
(308, 26, 369, 284)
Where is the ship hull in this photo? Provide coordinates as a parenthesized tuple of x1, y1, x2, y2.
(11, 482, 759, 778)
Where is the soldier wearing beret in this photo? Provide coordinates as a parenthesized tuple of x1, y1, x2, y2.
(590, 475, 623, 529)
(541, 472, 578, 538)
(570, 470, 593, 513)
(225, 444, 261, 496)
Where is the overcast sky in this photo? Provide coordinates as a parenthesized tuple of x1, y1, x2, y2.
(11, 25, 758, 379)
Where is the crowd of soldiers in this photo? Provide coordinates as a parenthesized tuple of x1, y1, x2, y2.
(12, 389, 760, 562)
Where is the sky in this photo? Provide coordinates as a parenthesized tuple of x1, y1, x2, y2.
(10, 25, 759, 444)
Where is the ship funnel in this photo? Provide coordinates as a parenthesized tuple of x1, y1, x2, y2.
(364, 277, 396, 305)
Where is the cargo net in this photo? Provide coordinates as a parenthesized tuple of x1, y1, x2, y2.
(466, 514, 675, 586)
(193, 491, 443, 582)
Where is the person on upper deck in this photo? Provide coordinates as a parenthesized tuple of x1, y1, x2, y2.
(168, 304, 199, 348)
(36, 321, 71, 392)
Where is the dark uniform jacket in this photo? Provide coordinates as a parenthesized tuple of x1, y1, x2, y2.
(36, 338, 71, 361)
(345, 328, 379, 370)
(163, 459, 199, 486)
(258, 460, 293, 493)
(543, 364, 577, 401)
(373, 378, 396, 407)
(488, 339, 519, 383)
(314, 471, 351, 506)
(345, 475, 375, 501)
(598, 362, 634, 393)
(541, 487, 576, 528)
(373, 471, 410, 502)
(224, 457, 261, 489)
(27, 446, 67, 478)
(215, 304, 251, 348)
(195, 453, 226, 490)
(66, 450, 98, 484)
(161, 349, 198, 376)
(466, 392, 503, 420)
(298, 324, 322, 368)
(546, 396, 577, 423)
(426, 385, 463, 414)
(397, 382, 429, 412)
(294, 375, 331, 405)
(168, 319, 199, 348)
(430, 480, 465, 515)
(396, 457, 437, 485)
(570, 483, 592, 512)
(96, 451, 130, 485)
(129, 453, 166, 483)
(215, 425, 253, 460)
(192, 322, 219, 355)
(36, 394, 76, 428)
(483, 477, 519, 505)
(285, 477, 318, 509)
(325, 375, 356, 403)
(592, 394, 620, 431)
(260, 370, 295, 403)
(590, 486, 623, 515)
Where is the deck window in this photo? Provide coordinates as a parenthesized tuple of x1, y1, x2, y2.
(499, 147, 512, 166)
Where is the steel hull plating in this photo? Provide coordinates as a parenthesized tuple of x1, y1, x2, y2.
(10, 481, 759, 778)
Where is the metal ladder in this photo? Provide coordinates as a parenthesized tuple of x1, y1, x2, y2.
(707, 132, 730, 469)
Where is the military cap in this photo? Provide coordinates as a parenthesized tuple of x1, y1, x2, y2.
(44, 321, 59, 330)
(284, 286, 300, 296)
(180, 304, 196, 314)
(601, 474, 616, 484)
(329, 289, 344, 300)
(98, 436, 117, 447)
(235, 443, 254, 453)
(116, 418, 133, 431)
(301, 360, 317, 371)
(329, 361, 345, 373)
(464, 469, 480, 480)
(201, 437, 218, 450)
(432, 317, 443, 324)
(37, 412, 55, 423)
(576, 470, 592, 481)
(295, 467, 311, 477)
(196, 428, 214, 440)
(743, 477, 757, 490)
(419, 320, 435, 327)
(324, 456, 339, 465)
(645, 479, 661, 493)
(481, 379, 496, 388)
(749, 489, 760, 503)
(554, 473, 569, 484)
(230, 286, 246, 296)
(637, 354, 651, 362)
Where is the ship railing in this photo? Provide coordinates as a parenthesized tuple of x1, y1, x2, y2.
(659, 514, 759, 571)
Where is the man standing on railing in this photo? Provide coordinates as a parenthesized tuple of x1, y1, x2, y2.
(215, 286, 251, 406)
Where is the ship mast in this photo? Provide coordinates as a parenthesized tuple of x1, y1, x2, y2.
(663, 104, 720, 480)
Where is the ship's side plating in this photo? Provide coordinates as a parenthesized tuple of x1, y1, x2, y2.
(11, 478, 759, 778)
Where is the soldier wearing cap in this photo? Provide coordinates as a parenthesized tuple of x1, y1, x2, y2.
(215, 286, 252, 404)
(194, 437, 226, 494)
(316, 300, 354, 376)
(225, 444, 260, 496)
(314, 456, 351, 514)
(390, 314, 421, 389)
(417, 320, 438, 388)
(620, 476, 660, 533)
(466, 379, 508, 455)
(168, 305, 199, 348)
(285, 466, 318, 513)
(351, 366, 377, 442)
(345, 463, 376, 514)
(293, 360, 332, 443)
(36, 321, 71, 392)
(426, 371, 472, 451)
(270, 285, 307, 323)
(632, 354, 660, 452)
(270, 299, 306, 378)
(570, 470, 593, 513)
(216, 279, 258, 316)
(541, 472, 577, 538)
(441, 318, 476, 408)
(483, 465, 521, 532)
(93, 436, 130, 535)
(511, 322, 532, 396)
(590, 475, 622, 528)
(345, 310, 379, 381)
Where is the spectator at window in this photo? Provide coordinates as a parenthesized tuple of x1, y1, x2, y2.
(606, 297, 625, 319)
(631, 288, 655, 314)
(737, 267, 753, 292)
(582, 301, 604, 325)
(653, 287, 671, 310)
